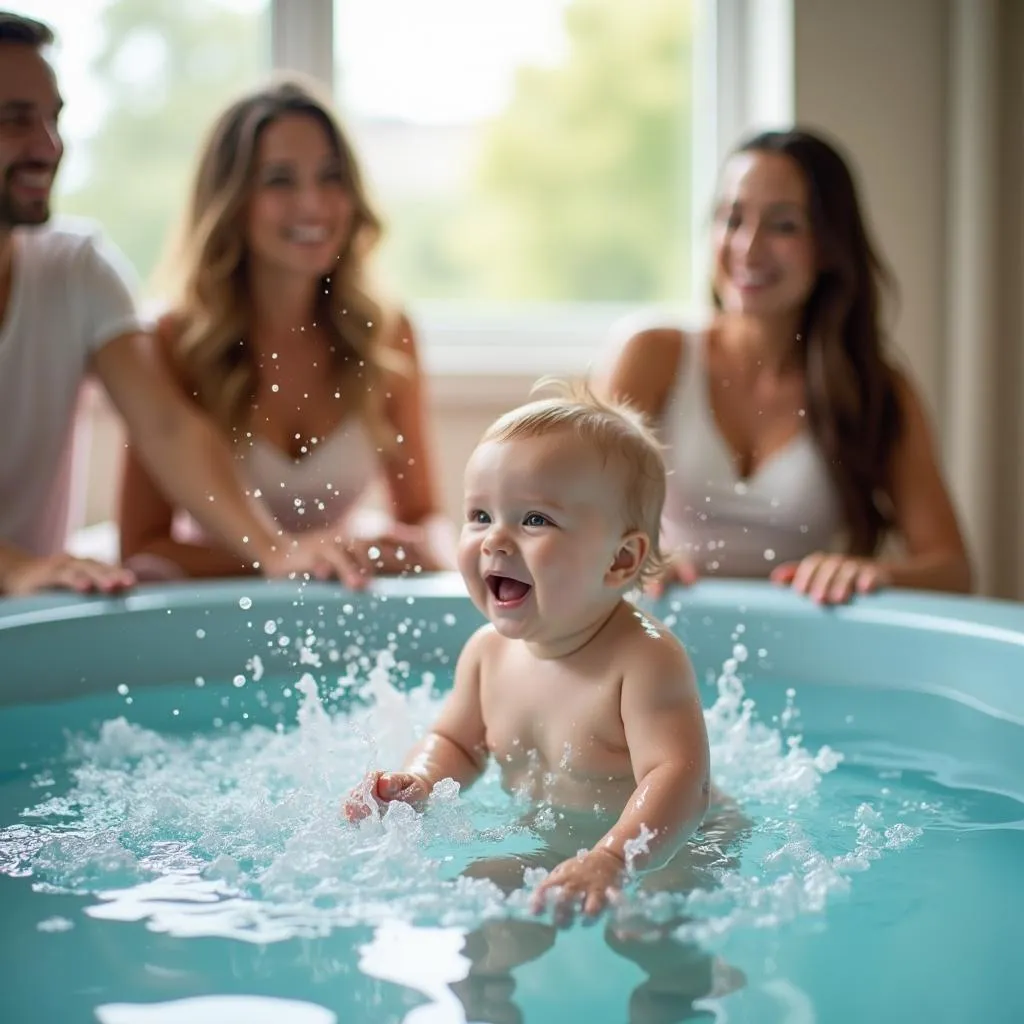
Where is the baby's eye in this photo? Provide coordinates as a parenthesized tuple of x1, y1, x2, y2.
(467, 509, 490, 524)
(523, 512, 551, 528)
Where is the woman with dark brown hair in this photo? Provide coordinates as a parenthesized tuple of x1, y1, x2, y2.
(596, 128, 971, 604)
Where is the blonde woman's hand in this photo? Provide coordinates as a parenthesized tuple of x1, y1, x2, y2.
(771, 553, 891, 604)
(645, 552, 700, 599)
(260, 529, 369, 589)
(2, 554, 135, 597)
(353, 525, 444, 577)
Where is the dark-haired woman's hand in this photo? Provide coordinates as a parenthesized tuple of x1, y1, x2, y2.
(645, 553, 700, 598)
(771, 554, 891, 604)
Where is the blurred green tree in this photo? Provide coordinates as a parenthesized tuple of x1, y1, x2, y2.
(58, 0, 692, 305)
(445, 0, 694, 302)
(58, 0, 266, 291)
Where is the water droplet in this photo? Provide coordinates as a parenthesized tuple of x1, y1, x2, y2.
(196, 629, 206, 639)
(443, 613, 456, 626)
(239, 597, 252, 610)
(116, 684, 129, 696)
(233, 675, 246, 688)
(764, 549, 776, 561)
(264, 621, 277, 635)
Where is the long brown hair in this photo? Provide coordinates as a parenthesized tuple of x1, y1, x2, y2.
(721, 128, 903, 556)
(157, 74, 399, 437)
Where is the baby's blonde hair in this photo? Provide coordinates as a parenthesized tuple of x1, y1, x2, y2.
(480, 377, 666, 582)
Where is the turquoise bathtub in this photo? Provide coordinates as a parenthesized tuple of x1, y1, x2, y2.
(0, 577, 1021, 1023)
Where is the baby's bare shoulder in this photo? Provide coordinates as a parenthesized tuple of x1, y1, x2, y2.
(616, 607, 696, 694)
(462, 622, 502, 660)
(460, 621, 516, 673)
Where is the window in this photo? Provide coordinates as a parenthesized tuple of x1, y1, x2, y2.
(20, 0, 779, 377)
(19, 0, 270, 293)
(332, 0, 699, 374)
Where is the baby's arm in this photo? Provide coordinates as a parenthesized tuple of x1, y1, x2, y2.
(344, 625, 491, 820)
(532, 634, 710, 915)
(595, 636, 710, 868)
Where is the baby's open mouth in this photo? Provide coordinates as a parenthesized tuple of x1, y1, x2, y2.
(486, 574, 532, 604)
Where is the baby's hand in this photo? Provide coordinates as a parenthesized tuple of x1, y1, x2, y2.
(342, 770, 431, 822)
(530, 848, 626, 924)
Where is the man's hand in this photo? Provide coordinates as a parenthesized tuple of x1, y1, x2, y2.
(2, 554, 135, 597)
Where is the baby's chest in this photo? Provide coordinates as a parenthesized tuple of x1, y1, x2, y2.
(481, 675, 627, 775)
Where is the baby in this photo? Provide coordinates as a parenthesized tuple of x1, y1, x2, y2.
(345, 380, 713, 919)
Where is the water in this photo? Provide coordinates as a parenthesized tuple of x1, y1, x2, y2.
(1, 652, 1023, 1024)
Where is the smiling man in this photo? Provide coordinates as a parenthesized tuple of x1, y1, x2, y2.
(0, 11, 371, 595)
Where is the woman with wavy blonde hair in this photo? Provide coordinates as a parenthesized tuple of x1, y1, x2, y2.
(118, 76, 452, 583)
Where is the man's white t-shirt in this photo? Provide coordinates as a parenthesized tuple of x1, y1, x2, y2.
(0, 218, 142, 557)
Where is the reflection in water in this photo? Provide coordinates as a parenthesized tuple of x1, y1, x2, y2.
(358, 920, 471, 1021)
(95, 994, 337, 1024)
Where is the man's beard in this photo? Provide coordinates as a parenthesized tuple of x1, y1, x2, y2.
(0, 163, 54, 228)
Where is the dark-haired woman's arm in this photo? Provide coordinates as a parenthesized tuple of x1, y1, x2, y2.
(772, 371, 972, 602)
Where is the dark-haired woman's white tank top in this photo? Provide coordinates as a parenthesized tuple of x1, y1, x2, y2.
(659, 332, 844, 576)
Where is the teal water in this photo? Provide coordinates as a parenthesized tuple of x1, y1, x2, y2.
(1, 656, 1023, 1024)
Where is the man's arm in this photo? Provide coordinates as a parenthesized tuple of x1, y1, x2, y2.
(92, 331, 364, 586)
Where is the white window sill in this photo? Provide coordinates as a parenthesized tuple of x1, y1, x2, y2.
(414, 300, 705, 387)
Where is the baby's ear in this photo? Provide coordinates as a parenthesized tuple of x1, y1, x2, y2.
(605, 531, 649, 588)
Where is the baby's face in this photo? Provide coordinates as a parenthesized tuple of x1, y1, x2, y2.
(458, 433, 635, 644)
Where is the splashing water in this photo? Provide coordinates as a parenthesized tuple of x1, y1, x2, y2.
(0, 639, 936, 953)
